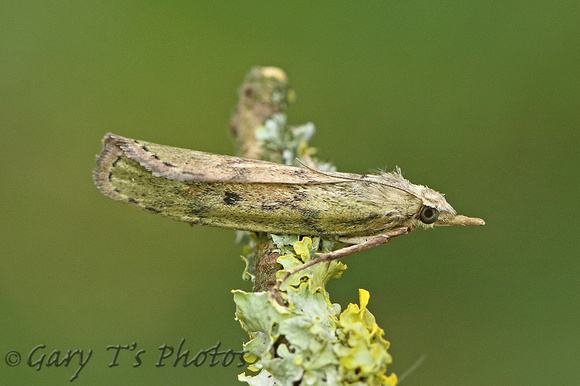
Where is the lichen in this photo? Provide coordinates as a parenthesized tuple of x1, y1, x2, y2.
(234, 237, 397, 385)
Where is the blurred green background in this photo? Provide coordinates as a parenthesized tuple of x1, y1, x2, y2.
(1, 2, 578, 384)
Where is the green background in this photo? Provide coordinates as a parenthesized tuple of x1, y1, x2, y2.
(1, 2, 578, 384)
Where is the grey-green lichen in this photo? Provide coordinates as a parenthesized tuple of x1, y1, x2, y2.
(254, 113, 315, 165)
(234, 237, 397, 385)
(253, 114, 335, 173)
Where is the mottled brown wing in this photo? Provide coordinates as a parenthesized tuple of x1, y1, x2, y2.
(95, 133, 352, 184)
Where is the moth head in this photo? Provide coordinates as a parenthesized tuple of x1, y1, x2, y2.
(370, 169, 484, 230)
(414, 185, 484, 228)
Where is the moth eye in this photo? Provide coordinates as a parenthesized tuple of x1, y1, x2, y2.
(419, 206, 439, 224)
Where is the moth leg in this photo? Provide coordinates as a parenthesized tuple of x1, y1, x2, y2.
(272, 227, 411, 292)
(337, 234, 401, 245)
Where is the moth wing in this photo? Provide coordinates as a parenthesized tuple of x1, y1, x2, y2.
(96, 133, 348, 184)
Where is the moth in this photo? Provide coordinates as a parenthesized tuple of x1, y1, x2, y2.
(94, 133, 484, 286)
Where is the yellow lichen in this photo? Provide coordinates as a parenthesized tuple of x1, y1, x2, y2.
(235, 238, 396, 385)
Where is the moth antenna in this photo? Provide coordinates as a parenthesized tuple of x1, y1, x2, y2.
(295, 158, 369, 183)
(297, 158, 417, 198)
(295, 158, 312, 169)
